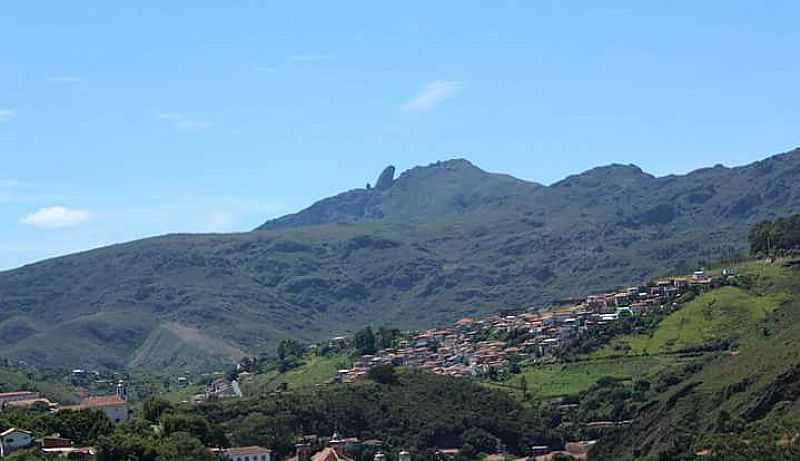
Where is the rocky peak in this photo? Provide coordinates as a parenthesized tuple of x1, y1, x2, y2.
(375, 166, 396, 191)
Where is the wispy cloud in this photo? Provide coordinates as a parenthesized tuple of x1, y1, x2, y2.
(157, 112, 212, 130)
(0, 110, 16, 123)
(402, 80, 463, 112)
(20, 206, 90, 229)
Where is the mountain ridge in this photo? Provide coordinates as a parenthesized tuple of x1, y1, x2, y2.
(1, 147, 800, 370)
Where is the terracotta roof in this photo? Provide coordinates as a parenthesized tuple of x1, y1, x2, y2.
(0, 391, 38, 398)
(310, 447, 355, 461)
(63, 395, 126, 410)
(4, 398, 56, 408)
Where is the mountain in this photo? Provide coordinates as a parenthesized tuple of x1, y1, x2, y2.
(1, 149, 800, 370)
(258, 159, 542, 230)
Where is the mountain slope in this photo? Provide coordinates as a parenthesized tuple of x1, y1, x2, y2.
(1, 149, 800, 370)
(258, 159, 542, 230)
(591, 259, 800, 460)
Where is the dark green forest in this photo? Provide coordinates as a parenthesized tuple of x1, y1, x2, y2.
(749, 213, 800, 255)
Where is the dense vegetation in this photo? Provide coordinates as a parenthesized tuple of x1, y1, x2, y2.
(192, 370, 561, 459)
(749, 213, 800, 255)
(2, 149, 800, 369)
(1, 370, 561, 460)
(591, 258, 800, 460)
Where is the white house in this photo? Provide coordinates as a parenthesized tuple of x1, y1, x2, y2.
(216, 446, 272, 461)
(61, 381, 129, 424)
(1, 428, 34, 453)
(0, 391, 40, 407)
(62, 395, 129, 424)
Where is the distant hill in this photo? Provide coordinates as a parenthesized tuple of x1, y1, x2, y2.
(1, 148, 800, 370)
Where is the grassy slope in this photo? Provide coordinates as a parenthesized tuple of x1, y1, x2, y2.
(591, 258, 800, 460)
(242, 352, 350, 394)
(594, 285, 787, 358)
(496, 356, 675, 398)
(0, 368, 77, 404)
(498, 260, 792, 402)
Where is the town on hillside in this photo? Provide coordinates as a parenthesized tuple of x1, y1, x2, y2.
(0, 268, 725, 460)
(329, 270, 720, 384)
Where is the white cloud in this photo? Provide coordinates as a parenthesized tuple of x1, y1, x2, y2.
(0, 110, 16, 123)
(21, 206, 90, 229)
(402, 80, 463, 112)
(157, 112, 211, 130)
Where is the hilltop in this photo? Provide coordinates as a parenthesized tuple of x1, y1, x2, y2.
(1, 148, 800, 369)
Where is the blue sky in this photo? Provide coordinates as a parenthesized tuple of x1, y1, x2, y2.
(1, 1, 799, 270)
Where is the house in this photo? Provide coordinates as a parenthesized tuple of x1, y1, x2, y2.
(2, 396, 59, 410)
(290, 434, 356, 461)
(61, 383, 129, 424)
(434, 449, 460, 460)
(0, 390, 40, 408)
(214, 445, 273, 461)
(1, 428, 34, 452)
(207, 378, 241, 399)
(40, 434, 74, 449)
(530, 445, 552, 456)
(41, 446, 94, 460)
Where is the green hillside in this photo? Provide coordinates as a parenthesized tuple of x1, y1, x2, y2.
(591, 258, 800, 460)
(242, 352, 350, 393)
(594, 285, 787, 358)
(3, 149, 800, 369)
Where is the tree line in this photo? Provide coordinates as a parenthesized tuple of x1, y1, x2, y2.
(749, 214, 800, 256)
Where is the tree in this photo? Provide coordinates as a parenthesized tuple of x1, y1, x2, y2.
(520, 375, 529, 398)
(234, 413, 293, 455)
(162, 414, 211, 444)
(551, 453, 575, 461)
(456, 443, 478, 460)
(462, 427, 497, 454)
(5, 449, 49, 461)
(376, 326, 399, 349)
(142, 396, 173, 423)
(277, 339, 305, 361)
(157, 432, 213, 461)
(95, 433, 159, 461)
(367, 365, 398, 385)
(354, 327, 377, 355)
(277, 339, 306, 372)
(49, 408, 114, 445)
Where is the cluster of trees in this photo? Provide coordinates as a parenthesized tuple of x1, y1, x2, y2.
(749, 214, 800, 255)
(0, 404, 113, 446)
(353, 326, 399, 355)
(276, 339, 307, 372)
(191, 369, 562, 459)
(0, 397, 227, 461)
